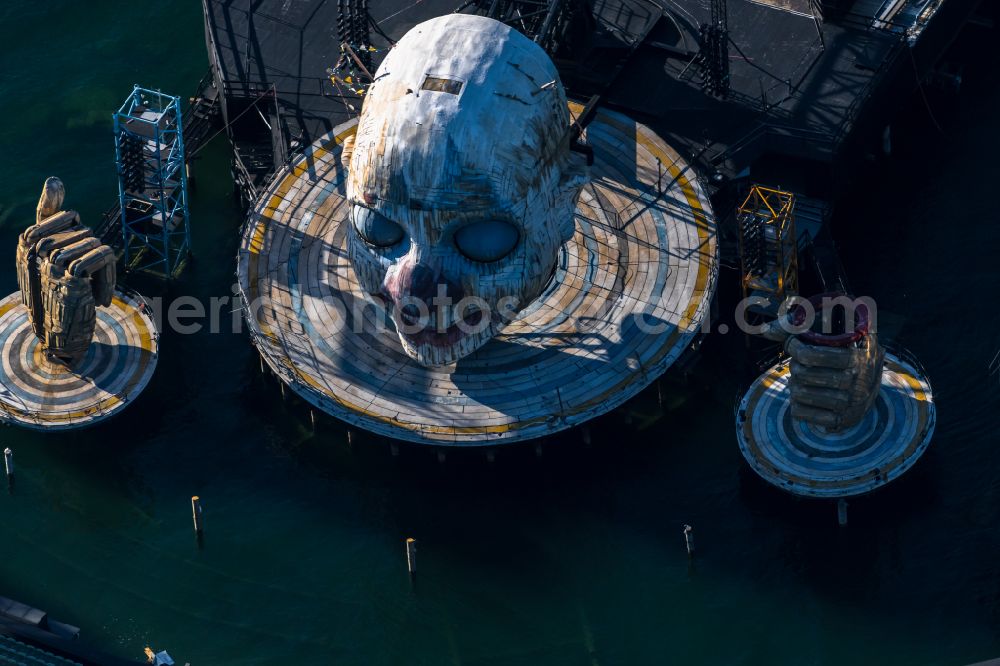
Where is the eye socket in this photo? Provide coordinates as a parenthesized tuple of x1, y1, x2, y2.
(352, 205, 405, 247)
(453, 220, 519, 263)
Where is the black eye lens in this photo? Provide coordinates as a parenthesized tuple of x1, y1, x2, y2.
(352, 205, 404, 247)
(454, 220, 519, 262)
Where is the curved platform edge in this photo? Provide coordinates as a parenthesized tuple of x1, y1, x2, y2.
(0, 289, 159, 431)
(735, 351, 936, 498)
(240, 109, 719, 445)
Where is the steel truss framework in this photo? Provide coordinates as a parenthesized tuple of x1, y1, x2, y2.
(455, 0, 582, 52)
(113, 86, 191, 278)
(737, 185, 799, 305)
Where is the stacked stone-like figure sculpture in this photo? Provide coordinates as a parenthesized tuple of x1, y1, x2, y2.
(737, 292, 935, 498)
(779, 326, 884, 430)
(16, 178, 116, 365)
(762, 295, 884, 431)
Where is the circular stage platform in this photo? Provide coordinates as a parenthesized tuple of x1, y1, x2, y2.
(238, 105, 718, 445)
(736, 352, 936, 498)
(0, 290, 159, 430)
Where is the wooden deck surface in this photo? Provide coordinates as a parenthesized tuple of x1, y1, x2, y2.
(736, 352, 936, 498)
(0, 290, 158, 430)
(238, 106, 718, 444)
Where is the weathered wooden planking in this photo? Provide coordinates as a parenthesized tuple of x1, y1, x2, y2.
(0, 290, 158, 430)
(238, 106, 718, 444)
(736, 352, 936, 498)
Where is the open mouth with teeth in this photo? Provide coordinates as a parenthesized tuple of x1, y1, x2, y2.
(395, 306, 485, 348)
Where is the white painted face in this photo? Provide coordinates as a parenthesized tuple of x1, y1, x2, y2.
(346, 14, 587, 367)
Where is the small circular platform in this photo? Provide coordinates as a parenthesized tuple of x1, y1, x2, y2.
(736, 352, 936, 498)
(0, 290, 159, 430)
(238, 105, 718, 445)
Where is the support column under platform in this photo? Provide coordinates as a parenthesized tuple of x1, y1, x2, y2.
(0, 290, 159, 430)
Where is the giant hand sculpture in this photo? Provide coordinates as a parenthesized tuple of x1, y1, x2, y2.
(344, 15, 588, 367)
(761, 295, 884, 431)
(16, 178, 116, 365)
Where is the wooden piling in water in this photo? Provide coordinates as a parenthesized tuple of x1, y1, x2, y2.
(405, 538, 417, 576)
(3, 448, 12, 485)
(683, 524, 695, 557)
(191, 496, 204, 535)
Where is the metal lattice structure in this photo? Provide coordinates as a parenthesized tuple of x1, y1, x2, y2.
(695, 0, 730, 98)
(337, 0, 373, 70)
(456, 0, 579, 52)
(737, 185, 798, 308)
(113, 86, 191, 278)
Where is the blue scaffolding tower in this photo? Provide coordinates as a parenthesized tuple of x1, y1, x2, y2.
(113, 86, 191, 278)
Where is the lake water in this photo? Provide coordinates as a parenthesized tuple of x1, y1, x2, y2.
(0, 2, 998, 664)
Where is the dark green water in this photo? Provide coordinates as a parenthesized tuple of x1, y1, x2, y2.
(0, 2, 998, 664)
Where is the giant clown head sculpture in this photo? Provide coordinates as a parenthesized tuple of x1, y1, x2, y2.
(346, 14, 588, 367)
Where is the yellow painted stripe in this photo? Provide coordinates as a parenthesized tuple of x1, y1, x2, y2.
(0, 301, 19, 320)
